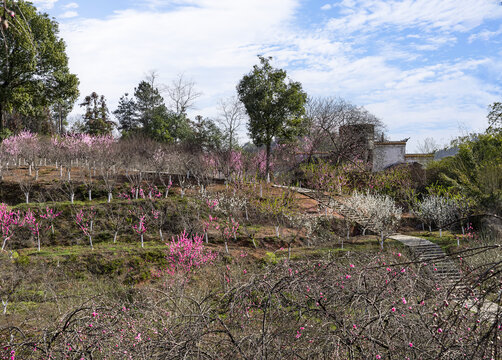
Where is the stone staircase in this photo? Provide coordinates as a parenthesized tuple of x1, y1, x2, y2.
(389, 235, 463, 288)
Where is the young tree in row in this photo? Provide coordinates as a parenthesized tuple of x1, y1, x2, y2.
(0, 203, 20, 251)
(237, 56, 307, 181)
(75, 207, 96, 249)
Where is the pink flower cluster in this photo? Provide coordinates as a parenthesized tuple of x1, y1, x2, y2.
(165, 230, 217, 276)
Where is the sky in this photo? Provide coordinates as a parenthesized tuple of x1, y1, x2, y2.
(33, 0, 502, 151)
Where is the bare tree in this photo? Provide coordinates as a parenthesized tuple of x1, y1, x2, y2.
(216, 96, 246, 178)
(165, 73, 201, 115)
(18, 173, 35, 204)
(217, 96, 245, 151)
(306, 96, 385, 165)
(416, 137, 440, 154)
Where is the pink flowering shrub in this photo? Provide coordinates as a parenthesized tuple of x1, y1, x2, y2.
(165, 230, 217, 277)
(0, 203, 21, 251)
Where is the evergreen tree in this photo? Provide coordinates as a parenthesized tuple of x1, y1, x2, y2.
(134, 80, 166, 130)
(237, 56, 307, 180)
(0, 0, 79, 136)
(188, 115, 223, 151)
(113, 93, 139, 135)
(80, 92, 114, 135)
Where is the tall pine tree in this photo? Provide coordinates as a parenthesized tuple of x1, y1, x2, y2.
(80, 92, 114, 135)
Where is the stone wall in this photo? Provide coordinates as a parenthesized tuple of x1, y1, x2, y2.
(372, 142, 406, 172)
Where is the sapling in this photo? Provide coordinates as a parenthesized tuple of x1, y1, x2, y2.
(75, 207, 96, 249)
(132, 212, 148, 248)
(178, 175, 187, 198)
(0, 204, 20, 251)
(18, 174, 35, 204)
(150, 207, 166, 241)
(23, 209, 42, 252)
(39, 206, 61, 235)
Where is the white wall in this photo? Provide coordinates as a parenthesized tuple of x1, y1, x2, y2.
(372, 143, 406, 172)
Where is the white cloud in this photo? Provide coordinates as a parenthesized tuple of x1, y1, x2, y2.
(59, 10, 78, 19)
(32, 0, 59, 10)
(61, 0, 301, 119)
(63, 2, 79, 9)
(321, 4, 332, 11)
(468, 25, 502, 42)
(327, 0, 502, 34)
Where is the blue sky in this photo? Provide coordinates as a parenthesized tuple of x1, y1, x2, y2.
(33, 0, 502, 151)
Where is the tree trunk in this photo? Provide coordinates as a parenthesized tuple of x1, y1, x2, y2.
(225, 240, 229, 254)
(114, 231, 118, 243)
(140, 233, 144, 248)
(88, 189, 92, 201)
(205, 232, 208, 244)
(25, 192, 29, 204)
(37, 233, 40, 252)
(0, 103, 4, 134)
(51, 223, 54, 234)
(265, 142, 271, 183)
(159, 229, 163, 241)
(2, 299, 9, 315)
(108, 192, 112, 203)
(2, 299, 7, 315)
(89, 235, 93, 250)
(70, 192, 74, 204)
(380, 232, 385, 250)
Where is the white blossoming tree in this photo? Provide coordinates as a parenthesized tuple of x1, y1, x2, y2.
(413, 195, 458, 237)
(347, 192, 402, 249)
